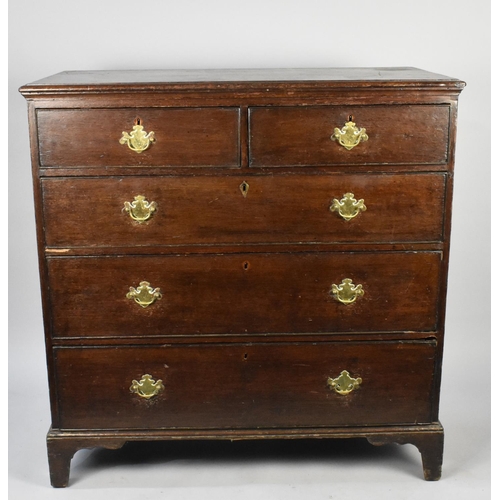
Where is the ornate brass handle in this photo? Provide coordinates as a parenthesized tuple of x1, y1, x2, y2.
(330, 193, 366, 221)
(331, 278, 364, 304)
(130, 374, 164, 399)
(119, 118, 155, 153)
(123, 195, 157, 222)
(327, 370, 362, 395)
(331, 117, 368, 150)
(126, 281, 162, 308)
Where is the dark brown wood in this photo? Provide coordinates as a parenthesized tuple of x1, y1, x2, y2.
(47, 432, 127, 487)
(49, 331, 439, 347)
(367, 426, 444, 481)
(45, 423, 443, 486)
(37, 107, 240, 167)
(47, 437, 76, 488)
(46, 252, 441, 338)
(41, 173, 447, 248)
(44, 241, 444, 257)
(20, 68, 464, 486)
(19, 67, 465, 95)
(53, 341, 437, 430)
(249, 105, 450, 167)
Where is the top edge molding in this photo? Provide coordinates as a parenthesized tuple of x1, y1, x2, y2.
(19, 67, 466, 97)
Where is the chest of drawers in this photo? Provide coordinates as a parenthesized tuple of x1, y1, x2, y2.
(20, 68, 465, 487)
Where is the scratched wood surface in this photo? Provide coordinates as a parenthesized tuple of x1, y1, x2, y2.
(53, 341, 437, 429)
(41, 173, 446, 248)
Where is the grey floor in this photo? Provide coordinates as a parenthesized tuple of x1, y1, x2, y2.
(9, 315, 490, 500)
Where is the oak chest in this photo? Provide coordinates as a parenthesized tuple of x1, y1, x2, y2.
(20, 68, 465, 487)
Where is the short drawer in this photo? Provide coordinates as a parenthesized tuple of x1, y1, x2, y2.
(53, 341, 437, 430)
(36, 107, 240, 168)
(47, 251, 440, 338)
(42, 173, 446, 247)
(249, 105, 450, 167)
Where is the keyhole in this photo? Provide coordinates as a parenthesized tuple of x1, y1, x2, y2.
(243, 353, 248, 361)
(242, 261, 250, 270)
(239, 181, 249, 198)
(348, 114, 354, 122)
(135, 117, 142, 126)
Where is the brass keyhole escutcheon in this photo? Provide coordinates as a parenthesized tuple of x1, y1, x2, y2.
(240, 181, 249, 198)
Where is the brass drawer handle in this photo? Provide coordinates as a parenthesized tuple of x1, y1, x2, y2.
(327, 370, 362, 395)
(130, 374, 164, 399)
(123, 195, 157, 222)
(331, 278, 364, 304)
(331, 117, 368, 150)
(330, 193, 366, 221)
(126, 281, 162, 308)
(119, 118, 155, 153)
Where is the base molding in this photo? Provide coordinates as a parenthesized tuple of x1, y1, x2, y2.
(47, 423, 444, 487)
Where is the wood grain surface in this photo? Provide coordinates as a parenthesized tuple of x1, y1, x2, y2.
(47, 252, 441, 337)
(41, 173, 447, 248)
(53, 341, 437, 430)
(37, 107, 240, 167)
(250, 105, 450, 166)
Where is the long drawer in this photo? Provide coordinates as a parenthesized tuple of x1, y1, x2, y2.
(249, 105, 450, 167)
(36, 107, 240, 168)
(47, 252, 441, 338)
(53, 341, 437, 430)
(42, 173, 446, 247)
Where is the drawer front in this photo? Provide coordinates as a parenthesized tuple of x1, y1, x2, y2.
(54, 341, 437, 430)
(36, 108, 240, 167)
(249, 105, 450, 167)
(47, 252, 440, 338)
(42, 173, 446, 247)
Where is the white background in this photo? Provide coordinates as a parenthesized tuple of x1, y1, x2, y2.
(8, 1, 491, 498)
